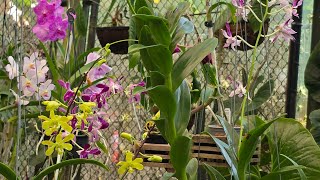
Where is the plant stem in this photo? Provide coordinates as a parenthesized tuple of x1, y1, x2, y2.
(238, 0, 269, 157)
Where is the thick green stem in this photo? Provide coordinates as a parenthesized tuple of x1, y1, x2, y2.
(175, 170, 188, 180)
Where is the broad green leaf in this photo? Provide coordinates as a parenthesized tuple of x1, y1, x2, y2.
(129, 52, 141, 69)
(280, 154, 307, 180)
(260, 165, 308, 180)
(238, 119, 277, 180)
(148, 85, 176, 143)
(204, 131, 239, 180)
(250, 75, 264, 95)
(33, 159, 109, 180)
(147, 45, 173, 76)
(69, 59, 96, 86)
(202, 163, 226, 180)
(148, 19, 171, 47)
(170, 136, 192, 177)
(172, 38, 218, 91)
(162, 172, 175, 180)
(134, 0, 153, 14)
(139, 26, 156, 72)
(186, 158, 198, 180)
(202, 64, 219, 87)
(267, 118, 320, 179)
(305, 40, 320, 102)
(135, 7, 153, 38)
(150, 71, 165, 86)
(174, 80, 191, 136)
(133, 14, 168, 25)
(165, 2, 190, 33)
(246, 79, 274, 112)
(154, 119, 167, 141)
(309, 109, 320, 144)
(0, 162, 18, 180)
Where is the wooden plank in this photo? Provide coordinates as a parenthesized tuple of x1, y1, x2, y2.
(142, 162, 173, 168)
(137, 154, 170, 160)
(141, 143, 170, 151)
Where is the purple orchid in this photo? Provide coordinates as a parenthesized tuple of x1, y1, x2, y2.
(32, 0, 68, 42)
(279, 0, 303, 19)
(127, 81, 146, 103)
(82, 85, 109, 109)
(231, 0, 249, 21)
(58, 80, 75, 103)
(222, 23, 241, 51)
(78, 144, 101, 158)
(271, 19, 296, 42)
(173, 46, 181, 54)
(88, 116, 109, 142)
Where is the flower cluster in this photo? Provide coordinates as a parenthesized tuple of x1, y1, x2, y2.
(222, 0, 303, 50)
(32, 0, 68, 42)
(38, 49, 124, 159)
(5, 52, 55, 105)
(125, 81, 146, 104)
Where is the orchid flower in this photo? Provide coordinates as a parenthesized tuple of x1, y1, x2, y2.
(222, 23, 241, 51)
(231, 0, 250, 21)
(78, 144, 101, 158)
(58, 80, 75, 103)
(25, 59, 48, 83)
(279, 0, 303, 19)
(18, 76, 37, 97)
(229, 81, 246, 98)
(42, 133, 74, 156)
(37, 79, 55, 100)
(116, 151, 144, 175)
(5, 56, 19, 80)
(10, 89, 29, 105)
(126, 81, 146, 103)
(88, 116, 109, 142)
(271, 19, 296, 42)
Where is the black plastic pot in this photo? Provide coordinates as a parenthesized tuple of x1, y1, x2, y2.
(96, 26, 129, 54)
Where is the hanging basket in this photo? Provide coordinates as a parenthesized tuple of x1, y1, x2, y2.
(217, 20, 269, 51)
(96, 26, 129, 54)
(135, 131, 260, 169)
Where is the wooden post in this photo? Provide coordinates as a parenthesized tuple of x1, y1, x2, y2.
(87, 0, 100, 50)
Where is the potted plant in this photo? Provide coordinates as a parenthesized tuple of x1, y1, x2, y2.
(96, 0, 129, 54)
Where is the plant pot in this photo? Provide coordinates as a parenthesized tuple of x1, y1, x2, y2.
(96, 26, 129, 54)
(61, 0, 67, 7)
(217, 20, 269, 51)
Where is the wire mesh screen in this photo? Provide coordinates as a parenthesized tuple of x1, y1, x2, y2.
(0, 0, 291, 179)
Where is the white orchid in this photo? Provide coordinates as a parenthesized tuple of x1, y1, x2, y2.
(37, 79, 56, 100)
(10, 89, 29, 105)
(5, 56, 19, 79)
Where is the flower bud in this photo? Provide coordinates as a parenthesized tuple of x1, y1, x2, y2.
(142, 132, 148, 140)
(120, 132, 133, 143)
(147, 155, 162, 162)
(105, 49, 111, 57)
(97, 59, 107, 66)
(104, 43, 110, 50)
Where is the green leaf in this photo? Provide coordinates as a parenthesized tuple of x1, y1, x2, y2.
(128, 44, 160, 54)
(238, 119, 277, 180)
(135, 7, 153, 38)
(186, 158, 198, 180)
(147, 45, 172, 76)
(96, 141, 108, 154)
(267, 118, 320, 179)
(170, 136, 192, 177)
(202, 64, 219, 87)
(204, 131, 239, 180)
(139, 26, 157, 72)
(129, 52, 141, 69)
(148, 19, 171, 47)
(165, 2, 190, 33)
(172, 38, 218, 91)
(246, 79, 274, 112)
(134, 0, 153, 14)
(0, 162, 18, 180)
(33, 159, 109, 180)
(148, 85, 176, 143)
(216, 115, 239, 154)
(305, 40, 320, 102)
(202, 163, 226, 180)
(280, 154, 307, 180)
(309, 109, 320, 144)
(162, 172, 175, 180)
(75, 4, 87, 37)
(174, 80, 191, 136)
(150, 71, 165, 86)
(260, 165, 308, 180)
(39, 42, 60, 87)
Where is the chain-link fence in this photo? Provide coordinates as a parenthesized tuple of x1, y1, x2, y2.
(0, 0, 299, 179)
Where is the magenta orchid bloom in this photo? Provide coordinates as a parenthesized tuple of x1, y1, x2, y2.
(231, 0, 249, 21)
(222, 23, 241, 51)
(271, 19, 296, 42)
(127, 81, 146, 103)
(58, 80, 75, 103)
(88, 117, 109, 142)
(32, 0, 68, 42)
(78, 144, 101, 158)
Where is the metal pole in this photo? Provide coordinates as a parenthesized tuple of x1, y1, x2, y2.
(285, 2, 304, 118)
(306, 0, 320, 129)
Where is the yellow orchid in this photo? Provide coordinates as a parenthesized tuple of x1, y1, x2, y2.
(79, 102, 96, 113)
(42, 133, 74, 156)
(116, 151, 144, 175)
(42, 101, 61, 111)
(154, 0, 160, 4)
(38, 111, 73, 136)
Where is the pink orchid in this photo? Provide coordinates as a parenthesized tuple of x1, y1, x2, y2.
(18, 76, 37, 97)
(25, 59, 48, 83)
(271, 19, 296, 42)
(222, 23, 241, 51)
(229, 81, 246, 98)
(58, 80, 75, 103)
(37, 79, 55, 100)
(10, 89, 29, 105)
(87, 65, 112, 83)
(231, 0, 250, 21)
(5, 56, 19, 80)
(127, 81, 146, 103)
(85, 52, 101, 64)
(279, 0, 303, 19)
